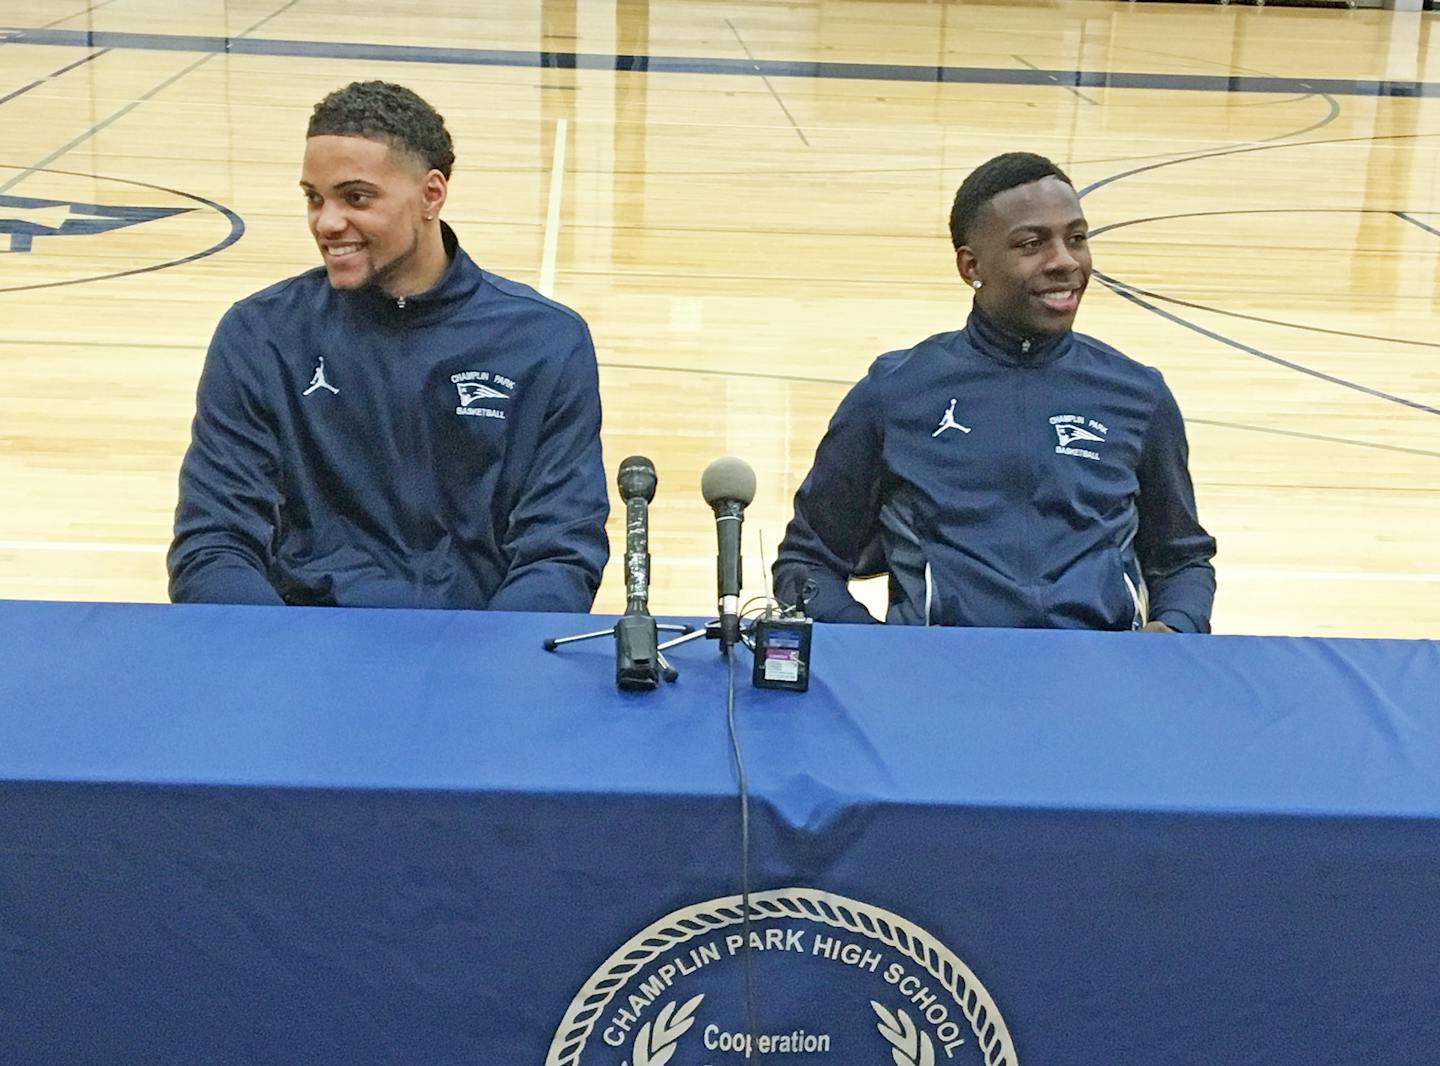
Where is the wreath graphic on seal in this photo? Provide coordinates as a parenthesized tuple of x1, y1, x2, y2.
(623, 995, 703, 1066)
(548, 887, 1016, 1066)
(873, 1002, 937, 1066)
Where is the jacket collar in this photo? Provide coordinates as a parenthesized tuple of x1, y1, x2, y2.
(341, 222, 481, 325)
(965, 305, 1072, 367)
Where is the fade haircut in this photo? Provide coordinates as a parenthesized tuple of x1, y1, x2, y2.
(307, 81, 456, 179)
(948, 152, 1073, 249)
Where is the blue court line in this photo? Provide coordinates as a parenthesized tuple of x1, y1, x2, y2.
(3, 26, 1439, 98)
(1395, 211, 1440, 238)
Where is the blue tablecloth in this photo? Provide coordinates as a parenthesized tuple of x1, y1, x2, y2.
(2, 600, 1437, 1064)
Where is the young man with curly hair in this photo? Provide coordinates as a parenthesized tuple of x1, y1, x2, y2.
(170, 81, 609, 611)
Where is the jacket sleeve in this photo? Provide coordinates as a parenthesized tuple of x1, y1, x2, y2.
(167, 307, 285, 605)
(1136, 375, 1216, 633)
(773, 375, 885, 624)
(486, 327, 610, 613)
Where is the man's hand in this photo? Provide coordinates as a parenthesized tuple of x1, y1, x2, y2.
(1141, 620, 1177, 634)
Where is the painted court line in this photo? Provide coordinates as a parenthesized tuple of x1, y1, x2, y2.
(0, 540, 166, 554)
(3, 27, 1438, 98)
(538, 118, 567, 298)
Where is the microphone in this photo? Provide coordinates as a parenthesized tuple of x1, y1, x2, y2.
(701, 456, 757, 652)
(614, 456, 662, 689)
(618, 455, 657, 616)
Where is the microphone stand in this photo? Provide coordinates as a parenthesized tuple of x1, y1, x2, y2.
(544, 456, 692, 690)
(656, 618, 756, 658)
(543, 616, 691, 687)
(670, 456, 759, 661)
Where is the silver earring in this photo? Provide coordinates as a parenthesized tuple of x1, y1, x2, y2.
(971, 279, 983, 291)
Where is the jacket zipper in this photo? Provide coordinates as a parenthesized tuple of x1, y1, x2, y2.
(1015, 369, 1039, 623)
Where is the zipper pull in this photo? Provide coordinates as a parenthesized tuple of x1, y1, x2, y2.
(397, 295, 407, 309)
(1021, 338, 1031, 354)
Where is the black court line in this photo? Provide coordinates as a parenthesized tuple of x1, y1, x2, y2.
(48, 47, 111, 76)
(1189, 419, 1440, 462)
(1084, 123, 1440, 419)
(1094, 276, 1440, 351)
(1091, 209, 1440, 350)
(0, 46, 220, 195)
(0, 49, 109, 107)
(1, 26, 1438, 98)
(726, 18, 810, 147)
(1395, 211, 1440, 238)
(0, 6, 304, 276)
(0, 80, 42, 105)
(1080, 129, 1439, 207)
(1012, 55, 1099, 105)
(1074, 124, 1440, 199)
(597, 361, 1440, 461)
(0, 165, 244, 293)
(40, 2, 119, 30)
(1256, 92, 1340, 143)
(1098, 271, 1440, 417)
(1, 2, 303, 196)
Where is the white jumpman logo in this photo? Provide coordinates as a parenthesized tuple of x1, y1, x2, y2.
(931, 398, 971, 437)
(303, 356, 339, 396)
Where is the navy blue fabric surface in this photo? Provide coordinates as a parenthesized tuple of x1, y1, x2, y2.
(1, 600, 1437, 1064)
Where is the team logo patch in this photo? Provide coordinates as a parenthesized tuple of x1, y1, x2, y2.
(547, 888, 1017, 1065)
(1051, 413, 1107, 461)
(0, 165, 242, 293)
(451, 370, 514, 420)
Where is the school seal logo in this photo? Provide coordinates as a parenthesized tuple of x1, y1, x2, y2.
(547, 888, 1017, 1065)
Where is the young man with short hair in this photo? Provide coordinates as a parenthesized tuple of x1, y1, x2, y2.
(774, 152, 1216, 632)
(170, 81, 609, 611)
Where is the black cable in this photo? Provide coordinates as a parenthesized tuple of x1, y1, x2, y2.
(725, 648, 761, 1063)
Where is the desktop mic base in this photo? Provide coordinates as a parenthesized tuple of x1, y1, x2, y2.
(658, 618, 753, 659)
(544, 615, 692, 690)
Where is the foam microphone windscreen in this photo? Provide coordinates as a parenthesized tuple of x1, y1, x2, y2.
(701, 456, 757, 508)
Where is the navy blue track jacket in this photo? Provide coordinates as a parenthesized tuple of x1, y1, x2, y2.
(169, 226, 609, 611)
(774, 310, 1216, 632)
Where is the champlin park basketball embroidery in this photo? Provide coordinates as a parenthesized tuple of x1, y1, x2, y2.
(547, 888, 1018, 1066)
(1050, 413, 1108, 461)
(451, 369, 515, 420)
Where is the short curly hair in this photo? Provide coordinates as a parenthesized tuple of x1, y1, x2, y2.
(948, 152, 1073, 249)
(308, 81, 456, 179)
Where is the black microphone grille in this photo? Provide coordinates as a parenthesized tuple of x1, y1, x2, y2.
(701, 456, 756, 508)
(617, 455, 658, 502)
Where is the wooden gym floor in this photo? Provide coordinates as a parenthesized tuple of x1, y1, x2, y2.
(0, 0, 1437, 637)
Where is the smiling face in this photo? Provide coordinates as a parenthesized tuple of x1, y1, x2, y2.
(957, 175, 1092, 337)
(300, 134, 448, 297)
